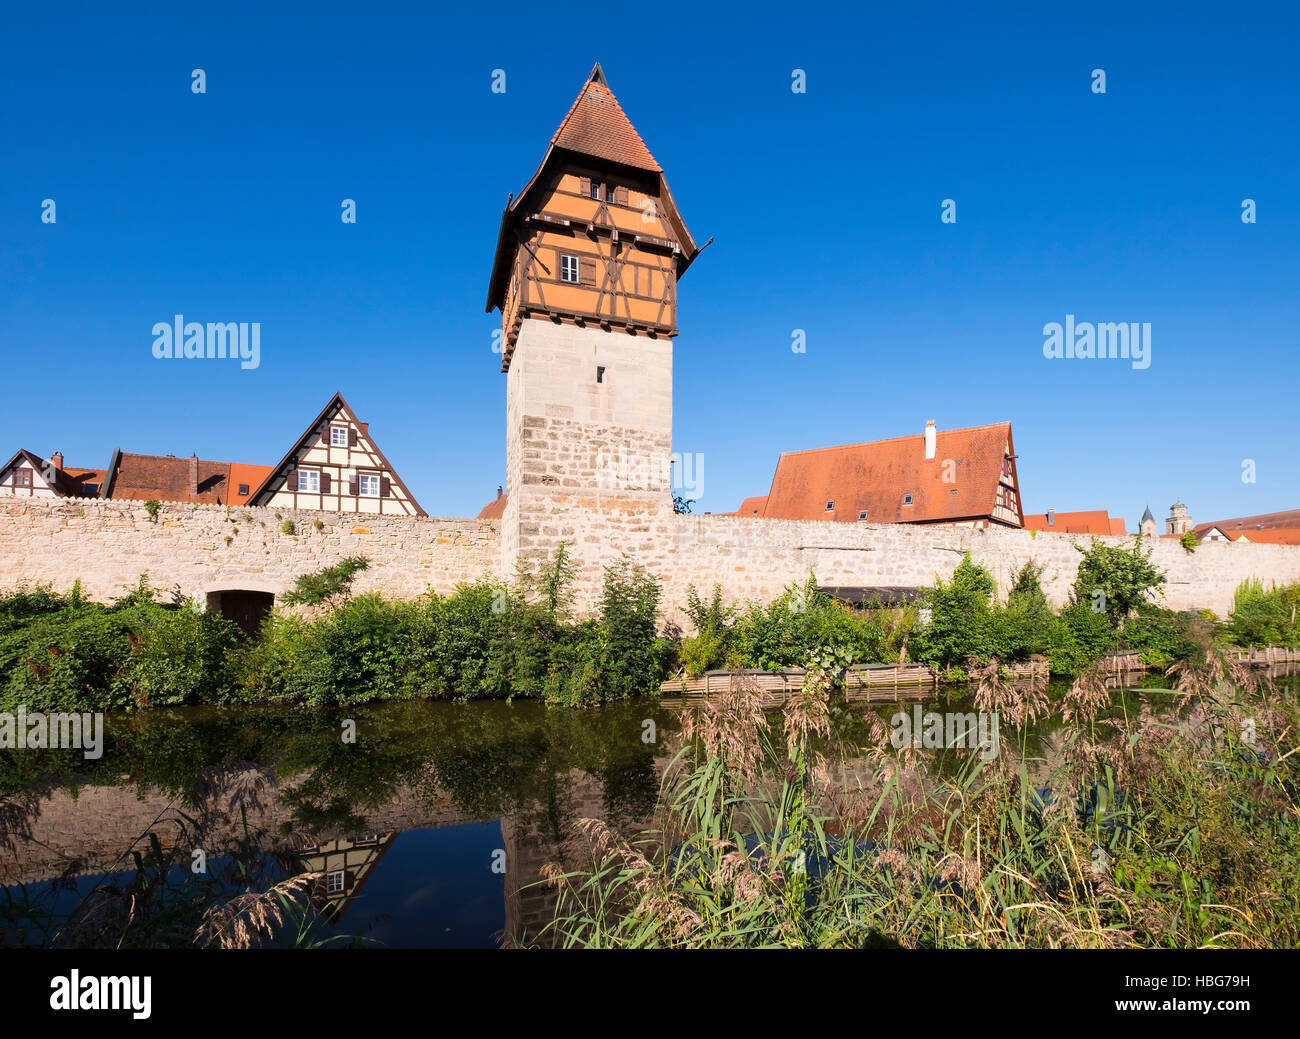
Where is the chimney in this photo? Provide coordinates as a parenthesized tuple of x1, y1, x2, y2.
(189, 453, 199, 496)
(496, 485, 503, 499)
(51, 451, 64, 471)
(1047, 509, 1055, 527)
(924, 420, 937, 461)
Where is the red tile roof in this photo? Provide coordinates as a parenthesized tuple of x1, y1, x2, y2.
(1226, 527, 1300, 546)
(106, 453, 239, 504)
(550, 66, 661, 172)
(751, 422, 1017, 525)
(730, 495, 768, 517)
(1195, 509, 1300, 537)
(478, 491, 507, 520)
(58, 466, 106, 497)
(1023, 510, 1122, 535)
(227, 463, 275, 506)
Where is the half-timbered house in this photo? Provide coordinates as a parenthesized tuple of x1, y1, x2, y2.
(248, 392, 426, 516)
(0, 449, 103, 499)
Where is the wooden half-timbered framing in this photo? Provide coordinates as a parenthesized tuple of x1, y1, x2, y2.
(486, 63, 704, 370)
(0, 449, 103, 499)
(0, 450, 56, 498)
(248, 392, 426, 516)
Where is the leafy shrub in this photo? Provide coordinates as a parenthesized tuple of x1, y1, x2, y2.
(1073, 538, 1166, 626)
(1226, 579, 1299, 648)
(912, 554, 997, 669)
(130, 604, 242, 706)
(281, 556, 369, 609)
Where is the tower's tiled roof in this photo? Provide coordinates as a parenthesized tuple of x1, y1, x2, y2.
(549, 65, 661, 172)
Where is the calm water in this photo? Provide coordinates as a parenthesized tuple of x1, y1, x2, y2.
(1, 675, 1291, 947)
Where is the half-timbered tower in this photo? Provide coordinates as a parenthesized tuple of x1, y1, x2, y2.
(249, 392, 425, 516)
(485, 64, 701, 567)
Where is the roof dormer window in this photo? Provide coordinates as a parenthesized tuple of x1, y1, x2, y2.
(825, 500, 834, 512)
(903, 493, 914, 505)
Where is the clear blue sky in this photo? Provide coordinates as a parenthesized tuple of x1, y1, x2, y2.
(2, 1, 1297, 527)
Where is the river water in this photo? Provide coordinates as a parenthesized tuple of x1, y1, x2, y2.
(1, 673, 1291, 948)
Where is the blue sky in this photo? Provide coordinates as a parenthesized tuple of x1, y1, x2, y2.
(2, 1, 1297, 526)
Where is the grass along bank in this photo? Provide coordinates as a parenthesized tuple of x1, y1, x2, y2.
(538, 656, 1300, 948)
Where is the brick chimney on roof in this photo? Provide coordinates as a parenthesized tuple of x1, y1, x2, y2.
(51, 451, 64, 471)
(189, 454, 199, 496)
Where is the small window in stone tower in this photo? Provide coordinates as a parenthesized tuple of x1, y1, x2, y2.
(596, 366, 605, 384)
(560, 254, 580, 284)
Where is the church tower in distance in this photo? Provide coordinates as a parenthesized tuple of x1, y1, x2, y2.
(485, 63, 702, 582)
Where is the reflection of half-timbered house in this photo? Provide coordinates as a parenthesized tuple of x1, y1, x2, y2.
(248, 393, 426, 516)
(296, 833, 397, 925)
(732, 421, 1024, 529)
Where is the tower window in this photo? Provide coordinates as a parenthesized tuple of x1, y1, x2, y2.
(596, 366, 605, 383)
(903, 493, 914, 505)
(560, 254, 580, 283)
(825, 500, 834, 511)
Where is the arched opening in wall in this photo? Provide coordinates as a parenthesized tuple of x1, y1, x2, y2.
(206, 589, 275, 637)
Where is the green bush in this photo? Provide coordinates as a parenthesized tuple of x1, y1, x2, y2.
(912, 554, 997, 670)
(129, 604, 242, 706)
(1225, 579, 1299, 648)
(1073, 538, 1166, 626)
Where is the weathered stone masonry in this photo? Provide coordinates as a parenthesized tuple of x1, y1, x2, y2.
(3, 494, 1300, 622)
(0, 497, 500, 605)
